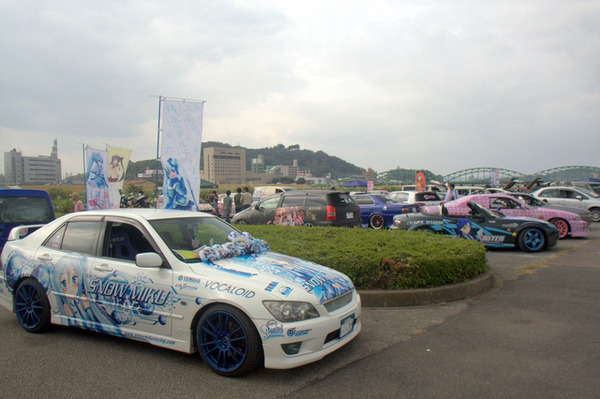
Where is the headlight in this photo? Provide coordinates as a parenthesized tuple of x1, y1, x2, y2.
(263, 301, 320, 322)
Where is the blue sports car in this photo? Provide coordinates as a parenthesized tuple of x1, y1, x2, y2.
(351, 194, 417, 229)
(391, 201, 559, 252)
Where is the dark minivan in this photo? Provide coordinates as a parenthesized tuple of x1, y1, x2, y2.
(0, 189, 55, 252)
(231, 190, 360, 227)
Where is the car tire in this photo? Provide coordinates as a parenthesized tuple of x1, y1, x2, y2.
(14, 278, 51, 333)
(369, 214, 385, 229)
(517, 227, 546, 252)
(589, 207, 600, 223)
(549, 218, 569, 239)
(196, 304, 263, 377)
(302, 222, 315, 227)
(235, 219, 248, 225)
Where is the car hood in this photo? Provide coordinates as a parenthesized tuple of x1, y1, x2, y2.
(186, 251, 355, 304)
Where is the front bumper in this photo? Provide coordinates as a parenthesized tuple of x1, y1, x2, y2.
(258, 291, 362, 369)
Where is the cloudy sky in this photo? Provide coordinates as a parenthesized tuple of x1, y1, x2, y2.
(1, 0, 598, 178)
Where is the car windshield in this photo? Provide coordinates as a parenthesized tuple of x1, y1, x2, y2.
(149, 217, 269, 263)
(576, 187, 599, 198)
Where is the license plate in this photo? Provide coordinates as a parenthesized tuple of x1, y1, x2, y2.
(340, 314, 355, 338)
(346, 212, 354, 219)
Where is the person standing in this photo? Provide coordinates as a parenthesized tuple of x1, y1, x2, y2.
(234, 187, 243, 213)
(71, 193, 85, 212)
(241, 187, 252, 210)
(223, 190, 233, 223)
(208, 190, 218, 211)
(444, 183, 458, 203)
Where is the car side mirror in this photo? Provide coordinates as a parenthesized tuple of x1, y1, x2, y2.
(576, 195, 583, 200)
(136, 252, 164, 268)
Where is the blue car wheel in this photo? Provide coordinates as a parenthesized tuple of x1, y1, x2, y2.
(197, 305, 262, 377)
(518, 227, 546, 252)
(14, 278, 51, 333)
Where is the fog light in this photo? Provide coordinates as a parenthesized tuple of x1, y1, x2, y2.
(281, 342, 302, 355)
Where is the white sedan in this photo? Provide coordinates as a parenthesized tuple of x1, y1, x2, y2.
(388, 191, 444, 207)
(0, 209, 361, 377)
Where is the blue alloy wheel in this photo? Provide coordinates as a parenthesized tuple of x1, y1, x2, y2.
(197, 305, 262, 377)
(518, 227, 546, 252)
(14, 279, 51, 333)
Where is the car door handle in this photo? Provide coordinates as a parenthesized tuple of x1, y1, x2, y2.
(94, 264, 113, 272)
(37, 254, 53, 261)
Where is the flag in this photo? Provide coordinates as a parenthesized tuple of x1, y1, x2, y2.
(85, 147, 110, 210)
(107, 146, 132, 209)
(416, 170, 426, 191)
(159, 99, 204, 211)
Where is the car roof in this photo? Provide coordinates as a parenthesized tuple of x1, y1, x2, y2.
(67, 208, 213, 221)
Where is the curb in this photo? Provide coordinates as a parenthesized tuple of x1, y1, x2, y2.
(358, 271, 495, 307)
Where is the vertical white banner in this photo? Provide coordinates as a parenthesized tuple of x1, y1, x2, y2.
(85, 147, 110, 210)
(107, 146, 132, 208)
(160, 99, 204, 211)
(491, 168, 500, 187)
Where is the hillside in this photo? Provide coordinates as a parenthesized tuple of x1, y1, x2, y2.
(200, 142, 364, 178)
(123, 143, 441, 184)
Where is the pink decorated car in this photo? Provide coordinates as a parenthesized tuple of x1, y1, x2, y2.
(423, 194, 588, 239)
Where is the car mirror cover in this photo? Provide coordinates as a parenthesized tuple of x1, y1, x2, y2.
(135, 252, 163, 268)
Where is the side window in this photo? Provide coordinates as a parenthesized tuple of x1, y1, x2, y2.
(306, 196, 327, 207)
(538, 189, 556, 198)
(259, 196, 280, 210)
(44, 224, 67, 250)
(281, 195, 305, 207)
(490, 198, 507, 209)
(355, 196, 374, 205)
(58, 221, 102, 255)
(105, 222, 154, 261)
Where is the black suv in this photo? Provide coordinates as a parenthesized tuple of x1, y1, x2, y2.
(231, 190, 361, 227)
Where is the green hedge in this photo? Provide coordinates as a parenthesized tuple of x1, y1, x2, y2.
(238, 225, 488, 290)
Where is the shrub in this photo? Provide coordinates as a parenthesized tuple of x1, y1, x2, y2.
(238, 225, 487, 290)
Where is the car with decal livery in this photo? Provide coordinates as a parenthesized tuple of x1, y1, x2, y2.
(505, 192, 593, 225)
(531, 186, 600, 222)
(391, 201, 559, 252)
(0, 209, 360, 377)
(420, 193, 587, 239)
(232, 190, 360, 227)
(350, 193, 417, 229)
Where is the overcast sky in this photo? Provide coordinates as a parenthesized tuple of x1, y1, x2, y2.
(1, 0, 598, 178)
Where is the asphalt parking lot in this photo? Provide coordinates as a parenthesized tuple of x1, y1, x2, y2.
(0, 228, 597, 398)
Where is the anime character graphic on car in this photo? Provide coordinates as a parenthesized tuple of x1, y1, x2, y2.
(392, 201, 559, 253)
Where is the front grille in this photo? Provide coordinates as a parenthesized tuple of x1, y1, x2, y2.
(324, 290, 353, 313)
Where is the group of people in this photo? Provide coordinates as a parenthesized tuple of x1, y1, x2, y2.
(207, 187, 253, 223)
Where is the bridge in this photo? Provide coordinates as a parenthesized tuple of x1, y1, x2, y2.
(443, 166, 600, 184)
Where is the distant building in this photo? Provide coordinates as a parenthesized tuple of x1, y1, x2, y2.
(4, 139, 62, 185)
(201, 146, 246, 185)
(251, 154, 266, 173)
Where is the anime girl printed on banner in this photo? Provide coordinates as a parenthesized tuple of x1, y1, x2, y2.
(159, 99, 204, 211)
(107, 146, 131, 209)
(162, 157, 198, 211)
(85, 147, 110, 210)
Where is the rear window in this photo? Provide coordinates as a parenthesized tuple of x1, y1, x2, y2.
(329, 193, 355, 205)
(415, 192, 441, 202)
(0, 196, 53, 224)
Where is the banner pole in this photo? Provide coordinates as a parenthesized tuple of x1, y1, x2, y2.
(154, 96, 162, 209)
(82, 144, 87, 210)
